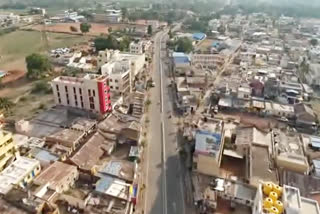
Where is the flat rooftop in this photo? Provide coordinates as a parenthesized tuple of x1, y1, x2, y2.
(251, 146, 277, 186)
(0, 157, 40, 194)
(35, 161, 77, 188)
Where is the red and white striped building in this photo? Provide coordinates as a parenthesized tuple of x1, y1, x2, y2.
(51, 74, 112, 114)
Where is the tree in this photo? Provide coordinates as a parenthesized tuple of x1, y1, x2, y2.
(26, 53, 51, 79)
(175, 37, 193, 53)
(168, 29, 173, 39)
(80, 23, 91, 34)
(108, 27, 113, 34)
(310, 38, 318, 46)
(147, 25, 152, 35)
(0, 97, 14, 112)
(121, 7, 128, 22)
(70, 26, 78, 32)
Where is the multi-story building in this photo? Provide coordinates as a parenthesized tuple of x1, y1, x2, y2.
(99, 50, 146, 94)
(101, 61, 130, 97)
(130, 41, 143, 54)
(51, 74, 112, 115)
(193, 119, 225, 176)
(0, 157, 41, 194)
(0, 130, 18, 172)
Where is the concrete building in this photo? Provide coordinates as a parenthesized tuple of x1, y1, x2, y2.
(191, 53, 225, 68)
(253, 184, 320, 214)
(273, 130, 309, 174)
(0, 157, 41, 194)
(101, 61, 130, 96)
(193, 119, 225, 176)
(99, 50, 146, 94)
(264, 102, 295, 118)
(51, 74, 112, 115)
(129, 41, 143, 54)
(34, 161, 79, 193)
(0, 130, 18, 172)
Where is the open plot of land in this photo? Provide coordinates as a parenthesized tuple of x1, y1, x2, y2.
(0, 30, 89, 72)
(29, 23, 120, 36)
(196, 39, 215, 52)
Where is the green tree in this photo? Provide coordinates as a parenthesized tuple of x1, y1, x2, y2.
(32, 81, 52, 94)
(310, 38, 318, 46)
(94, 35, 119, 51)
(176, 37, 193, 53)
(121, 7, 128, 22)
(168, 29, 173, 39)
(147, 25, 152, 35)
(80, 23, 91, 34)
(25, 53, 51, 79)
(0, 97, 14, 112)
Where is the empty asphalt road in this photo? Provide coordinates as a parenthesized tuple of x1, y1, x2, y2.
(144, 30, 185, 214)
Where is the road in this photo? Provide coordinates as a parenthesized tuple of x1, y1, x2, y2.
(144, 30, 185, 214)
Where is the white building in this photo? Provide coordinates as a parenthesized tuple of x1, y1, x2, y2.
(51, 74, 112, 114)
(101, 61, 130, 96)
(130, 41, 143, 54)
(0, 157, 41, 194)
(99, 49, 146, 94)
(253, 184, 320, 214)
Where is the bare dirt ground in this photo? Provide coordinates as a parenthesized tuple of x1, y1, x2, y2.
(1, 70, 25, 84)
(28, 23, 121, 36)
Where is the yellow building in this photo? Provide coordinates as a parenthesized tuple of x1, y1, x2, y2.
(0, 130, 18, 171)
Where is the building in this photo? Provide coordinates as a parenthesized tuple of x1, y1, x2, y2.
(253, 184, 320, 214)
(51, 74, 112, 115)
(172, 52, 191, 76)
(129, 41, 143, 54)
(0, 157, 41, 194)
(294, 103, 317, 128)
(34, 161, 78, 193)
(191, 53, 225, 68)
(101, 61, 130, 96)
(99, 50, 146, 94)
(273, 130, 309, 174)
(264, 102, 295, 118)
(193, 119, 225, 176)
(0, 130, 18, 171)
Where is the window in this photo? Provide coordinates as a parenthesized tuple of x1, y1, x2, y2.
(93, 90, 95, 97)
(73, 87, 76, 93)
(110, 86, 113, 89)
(81, 102, 84, 108)
(75, 101, 78, 106)
(80, 96, 83, 101)
(56, 85, 59, 91)
(115, 79, 118, 83)
(88, 89, 91, 96)
(90, 103, 95, 109)
(79, 88, 82, 94)
(57, 92, 60, 98)
(65, 86, 68, 92)
(115, 87, 119, 90)
(110, 79, 113, 82)
(89, 97, 94, 103)
(58, 98, 61, 103)
(67, 98, 70, 105)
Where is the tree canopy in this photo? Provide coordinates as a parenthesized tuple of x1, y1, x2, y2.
(310, 38, 318, 46)
(175, 37, 193, 53)
(147, 25, 152, 35)
(94, 35, 131, 52)
(80, 23, 91, 34)
(25, 53, 51, 79)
